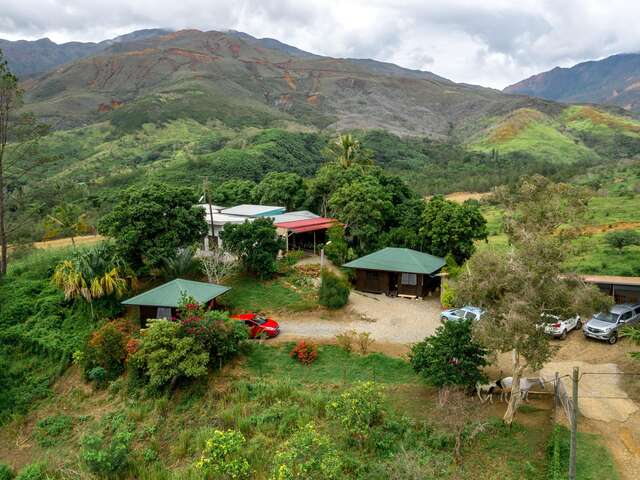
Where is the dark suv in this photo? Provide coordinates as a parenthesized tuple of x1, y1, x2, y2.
(583, 303, 640, 344)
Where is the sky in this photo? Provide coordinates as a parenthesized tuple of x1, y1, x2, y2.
(1, 0, 640, 89)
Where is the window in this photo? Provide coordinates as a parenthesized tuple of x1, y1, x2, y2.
(401, 273, 417, 285)
(464, 311, 477, 321)
(621, 311, 632, 321)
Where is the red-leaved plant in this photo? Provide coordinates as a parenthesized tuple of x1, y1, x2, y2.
(290, 340, 318, 366)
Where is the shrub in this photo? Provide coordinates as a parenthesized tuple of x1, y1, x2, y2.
(14, 463, 48, 480)
(440, 280, 456, 308)
(88, 367, 107, 389)
(605, 229, 640, 253)
(195, 429, 251, 480)
(81, 412, 134, 477)
(335, 330, 356, 353)
(34, 414, 73, 447)
(83, 319, 136, 382)
(130, 319, 209, 390)
(0, 463, 14, 480)
(409, 320, 487, 389)
(176, 297, 248, 367)
(327, 382, 386, 443)
(356, 332, 375, 355)
(290, 341, 318, 366)
(271, 423, 342, 480)
(318, 269, 350, 309)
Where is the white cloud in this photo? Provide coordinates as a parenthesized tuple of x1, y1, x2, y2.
(1, 0, 640, 88)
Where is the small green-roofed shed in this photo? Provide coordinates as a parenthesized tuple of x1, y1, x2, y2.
(343, 247, 445, 298)
(122, 278, 231, 325)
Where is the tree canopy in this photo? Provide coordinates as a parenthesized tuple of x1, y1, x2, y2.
(252, 171, 307, 211)
(220, 217, 284, 279)
(419, 196, 488, 263)
(97, 182, 207, 271)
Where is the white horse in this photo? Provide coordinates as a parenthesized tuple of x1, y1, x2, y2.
(497, 376, 545, 402)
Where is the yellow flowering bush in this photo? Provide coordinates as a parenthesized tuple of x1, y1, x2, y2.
(195, 429, 251, 479)
(327, 381, 385, 443)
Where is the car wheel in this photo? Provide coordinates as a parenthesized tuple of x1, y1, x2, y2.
(560, 329, 567, 340)
(440, 316, 447, 323)
(609, 333, 618, 345)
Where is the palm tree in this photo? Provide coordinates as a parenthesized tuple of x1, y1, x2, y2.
(330, 134, 373, 169)
(157, 247, 199, 280)
(52, 243, 131, 317)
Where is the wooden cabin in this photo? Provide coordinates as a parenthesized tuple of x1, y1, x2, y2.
(122, 278, 231, 327)
(343, 247, 445, 298)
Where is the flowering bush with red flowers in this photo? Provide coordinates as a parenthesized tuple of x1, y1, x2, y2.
(176, 295, 248, 368)
(290, 340, 318, 365)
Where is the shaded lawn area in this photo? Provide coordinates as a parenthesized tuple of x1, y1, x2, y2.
(245, 343, 416, 384)
(220, 271, 317, 313)
(553, 426, 620, 480)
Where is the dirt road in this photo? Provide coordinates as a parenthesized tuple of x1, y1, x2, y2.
(276, 291, 442, 345)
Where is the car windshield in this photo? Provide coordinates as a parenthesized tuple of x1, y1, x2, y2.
(594, 312, 620, 323)
(254, 315, 268, 325)
(453, 309, 467, 317)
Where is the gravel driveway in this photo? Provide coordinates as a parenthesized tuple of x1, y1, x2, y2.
(276, 291, 442, 344)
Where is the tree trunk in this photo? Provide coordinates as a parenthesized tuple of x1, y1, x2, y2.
(454, 431, 463, 465)
(503, 349, 524, 424)
(0, 152, 6, 277)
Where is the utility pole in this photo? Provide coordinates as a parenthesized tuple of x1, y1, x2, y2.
(569, 366, 579, 480)
(203, 177, 215, 252)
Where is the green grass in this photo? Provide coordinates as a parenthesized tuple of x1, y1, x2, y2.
(246, 343, 416, 384)
(550, 425, 620, 480)
(478, 193, 640, 275)
(221, 271, 318, 313)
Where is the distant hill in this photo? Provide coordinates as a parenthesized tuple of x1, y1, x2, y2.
(0, 28, 171, 77)
(20, 28, 563, 137)
(504, 53, 640, 112)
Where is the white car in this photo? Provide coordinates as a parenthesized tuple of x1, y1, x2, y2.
(542, 313, 582, 340)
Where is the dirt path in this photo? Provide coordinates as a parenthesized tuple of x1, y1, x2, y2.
(9, 235, 105, 252)
(275, 291, 442, 346)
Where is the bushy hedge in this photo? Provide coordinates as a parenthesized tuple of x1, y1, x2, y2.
(318, 270, 350, 309)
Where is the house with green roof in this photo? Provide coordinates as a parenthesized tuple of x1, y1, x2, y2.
(122, 278, 231, 326)
(343, 247, 445, 298)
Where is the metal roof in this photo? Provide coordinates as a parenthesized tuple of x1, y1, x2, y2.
(122, 279, 231, 308)
(343, 247, 445, 275)
(275, 217, 336, 233)
(220, 204, 285, 217)
(579, 274, 640, 287)
(203, 213, 252, 225)
(270, 210, 320, 223)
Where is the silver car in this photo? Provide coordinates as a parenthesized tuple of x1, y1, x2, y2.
(440, 306, 485, 323)
(583, 304, 640, 344)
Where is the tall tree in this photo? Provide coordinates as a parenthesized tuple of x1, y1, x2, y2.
(0, 50, 50, 276)
(0, 50, 19, 276)
(456, 177, 610, 424)
(44, 203, 91, 247)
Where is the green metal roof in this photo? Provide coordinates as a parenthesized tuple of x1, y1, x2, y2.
(343, 247, 445, 275)
(122, 279, 231, 308)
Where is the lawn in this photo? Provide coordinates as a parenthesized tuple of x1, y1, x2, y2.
(221, 269, 318, 313)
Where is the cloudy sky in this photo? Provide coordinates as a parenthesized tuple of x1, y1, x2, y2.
(1, 0, 639, 88)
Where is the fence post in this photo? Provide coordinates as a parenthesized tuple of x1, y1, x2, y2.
(554, 371, 559, 414)
(569, 366, 579, 480)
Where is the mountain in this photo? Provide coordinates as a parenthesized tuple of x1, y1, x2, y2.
(504, 53, 640, 112)
(20, 28, 564, 137)
(0, 28, 171, 77)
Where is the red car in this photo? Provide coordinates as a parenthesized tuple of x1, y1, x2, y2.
(231, 313, 280, 338)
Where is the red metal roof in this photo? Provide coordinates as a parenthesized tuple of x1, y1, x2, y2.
(275, 217, 337, 233)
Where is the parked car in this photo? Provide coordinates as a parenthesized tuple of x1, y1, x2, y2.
(541, 313, 581, 340)
(231, 313, 280, 338)
(583, 304, 640, 344)
(440, 306, 484, 323)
